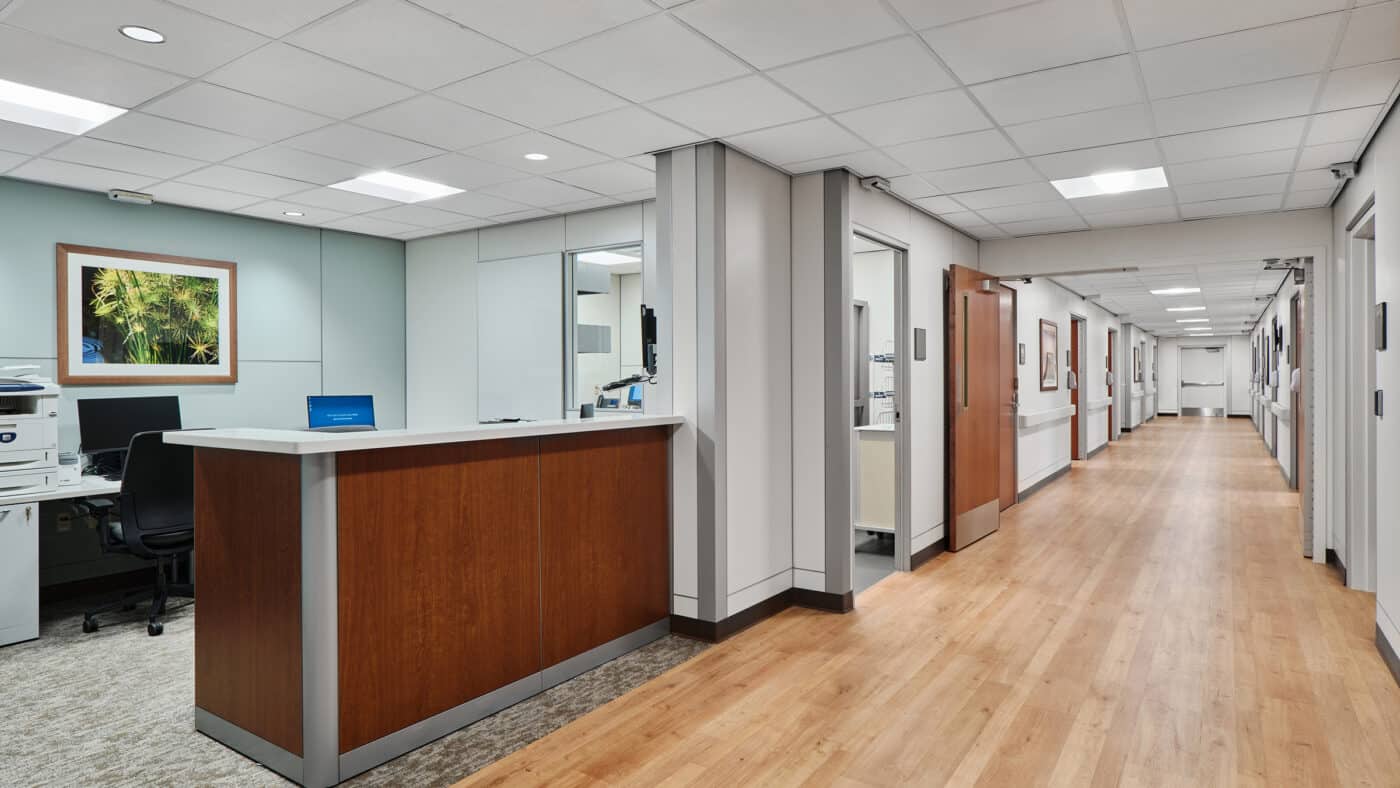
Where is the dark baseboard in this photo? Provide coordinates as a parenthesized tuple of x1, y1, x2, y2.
(911, 536, 948, 570)
(1377, 625, 1400, 689)
(40, 567, 152, 604)
(1228, 413, 1251, 419)
(1158, 411, 1179, 416)
(1018, 463, 1070, 501)
(791, 587, 853, 613)
(671, 584, 854, 643)
(1087, 442, 1108, 459)
(1326, 549, 1348, 586)
(1121, 425, 1134, 433)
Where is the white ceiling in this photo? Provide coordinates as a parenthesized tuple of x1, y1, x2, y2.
(0, 0, 1395, 241)
(1051, 263, 1291, 336)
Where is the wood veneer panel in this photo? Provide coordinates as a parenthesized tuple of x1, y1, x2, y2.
(194, 448, 303, 755)
(336, 440, 542, 753)
(539, 427, 669, 667)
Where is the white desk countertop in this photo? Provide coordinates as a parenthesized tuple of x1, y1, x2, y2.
(163, 413, 685, 455)
(0, 475, 121, 505)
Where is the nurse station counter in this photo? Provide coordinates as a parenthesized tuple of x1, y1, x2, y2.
(165, 414, 681, 786)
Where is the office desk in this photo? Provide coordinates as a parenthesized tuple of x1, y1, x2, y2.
(0, 475, 121, 505)
(165, 414, 682, 787)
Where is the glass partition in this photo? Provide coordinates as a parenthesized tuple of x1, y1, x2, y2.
(569, 244, 644, 411)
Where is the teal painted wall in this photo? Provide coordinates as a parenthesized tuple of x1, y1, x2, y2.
(0, 177, 406, 452)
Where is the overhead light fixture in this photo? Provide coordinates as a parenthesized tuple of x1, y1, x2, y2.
(1149, 287, 1200, 296)
(1184, 326, 1211, 331)
(1166, 306, 1205, 312)
(119, 25, 166, 43)
(0, 77, 126, 135)
(523, 153, 550, 161)
(328, 171, 463, 204)
(1051, 166, 1168, 200)
(1176, 318, 1210, 323)
(577, 247, 642, 266)
(283, 210, 305, 217)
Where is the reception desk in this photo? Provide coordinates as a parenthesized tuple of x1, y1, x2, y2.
(165, 414, 681, 786)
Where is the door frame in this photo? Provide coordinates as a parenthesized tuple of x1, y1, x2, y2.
(999, 284, 1018, 510)
(1106, 328, 1117, 441)
(1177, 343, 1228, 417)
(1344, 210, 1377, 590)
(1291, 292, 1303, 490)
(1070, 314, 1087, 459)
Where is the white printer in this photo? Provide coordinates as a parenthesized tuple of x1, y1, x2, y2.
(0, 367, 61, 499)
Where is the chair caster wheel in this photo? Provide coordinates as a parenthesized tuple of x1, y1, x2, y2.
(147, 622, 163, 636)
(82, 618, 99, 633)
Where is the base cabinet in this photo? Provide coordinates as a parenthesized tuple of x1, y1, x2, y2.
(0, 502, 38, 647)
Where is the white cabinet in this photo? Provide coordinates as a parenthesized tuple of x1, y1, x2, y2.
(0, 501, 38, 646)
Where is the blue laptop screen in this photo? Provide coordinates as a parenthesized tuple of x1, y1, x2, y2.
(308, 395, 375, 429)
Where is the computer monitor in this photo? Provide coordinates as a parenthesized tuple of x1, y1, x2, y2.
(77, 396, 182, 455)
(307, 395, 376, 432)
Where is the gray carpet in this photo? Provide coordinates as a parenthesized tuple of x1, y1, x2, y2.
(0, 595, 707, 787)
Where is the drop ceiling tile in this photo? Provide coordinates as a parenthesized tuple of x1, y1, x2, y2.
(7, 158, 158, 193)
(480, 177, 600, 208)
(176, 165, 315, 198)
(1005, 104, 1154, 156)
(1152, 75, 1321, 136)
(784, 149, 908, 177)
(1334, 1, 1400, 68)
(766, 36, 956, 114)
(151, 182, 263, 212)
(1067, 187, 1176, 215)
(1167, 149, 1299, 184)
(165, 0, 358, 38)
(549, 161, 655, 195)
(286, 186, 399, 213)
(0, 120, 72, 155)
(920, 0, 1127, 83)
(207, 43, 415, 119)
(550, 196, 625, 214)
(1284, 188, 1336, 208)
(87, 113, 260, 162)
(1030, 141, 1161, 180)
(725, 118, 868, 166)
(0, 150, 26, 173)
(323, 214, 420, 237)
(1138, 15, 1341, 99)
(437, 62, 629, 130)
(885, 129, 1018, 171)
(46, 138, 204, 180)
(235, 200, 349, 224)
(492, 208, 562, 225)
(967, 225, 1011, 240)
(647, 76, 818, 138)
(972, 56, 1142, 127)
(1160, 118, 1306, 163)
(8, 0, 267, 77)
(835, 90, 991, 146)
(549, 107, 703, 158)
(995, 215, 1088, 235)
(886, 174, 939, 199)
(289, 0, 517, 90)
(411, 0, 655, 54)
(978, 200, 1076, 223)
(952, 182, 1061, 210)
(674, 0, 905, 69)
(887, 0, 1038, 30)
(1122, 0, 1347, 50)
(362, 204, 470, 228)
(425, 190, 532, 217)
(1179, 194, 1282, 218)
(394, 153, 527, 190)
(226, 146, 369, 185)
(0, 26, 185, 109)
(354, 96, 524, 151)
(542, 15, 747, 103)
(1084, 205, 1180, 229)
(1319, 60, 1400, 112)
(923, 158, 1041, 192)
(143, 83, 332, 142)
(1175, 174, 1290, 202)
(1305, 105, 1384, 145)
(614, 187, 657, 203)
(627, 155, 657, 172)
(463, 132, 609, 174)
(282, 124, 444, 169)
(1295, 140, 1362, 170)
(935, 210, 986, 229)
(1289, 168, 1339, 191)
(912, 196, 965, 213)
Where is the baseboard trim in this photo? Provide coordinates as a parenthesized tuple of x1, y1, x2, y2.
(1086, 442, 1107, 459)
(911, 537, 948, 570)
(671, 585, 854, 643)
(1227, 413, 1251, 419)
(791, 587, 854, 613)
(1121, 426, 1133, 433)
(1377, 625, 1400, 689)
(1018, 463, 1070, 501)
(1157, 411, 1179, 416)
(1326, 549, 1348, 586)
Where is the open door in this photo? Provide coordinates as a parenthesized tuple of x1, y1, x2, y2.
(999, 285, 1017, 510)
(1107, 330, 1115, 440)
(947, 264, 1003, 550)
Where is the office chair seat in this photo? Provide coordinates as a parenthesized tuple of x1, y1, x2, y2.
(104, 519, 193, 551)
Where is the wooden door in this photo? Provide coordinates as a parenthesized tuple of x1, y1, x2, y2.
(1107, 331, 1115, 440)
(1292, 293, 1304, 491)
(998, 285, 1017, 511)
(946, 264, 1001, 550)
(1070, 320, 1080, 459)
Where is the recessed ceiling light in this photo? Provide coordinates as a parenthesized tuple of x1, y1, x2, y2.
(1149, 287, 1201, 296)
(0, 77, 126, 135)
(120, 25, 166, 44)
(1051, 166, 1168, 200)
(283, 210, 305, 217)
(1185, 326, 1211, 331)
(328, 171, 464, 204)
(1166, 306, 1206, 312)
(577, 248, 642, 266)
(1177, 318, 1210, 323)
(524, 153, 550, 161)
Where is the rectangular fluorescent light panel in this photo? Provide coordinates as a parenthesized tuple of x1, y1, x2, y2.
(1184, 326, 1211, 331)
(1176, 318, 1210, 323)
(1050, 166, 1168, 200)
(1150, 287, 1200, 295)
(0, 78, 125, 135)
(329, 171, 463, 203)
(577, 248, 642, 266)
(1166, 306, 1206, 312)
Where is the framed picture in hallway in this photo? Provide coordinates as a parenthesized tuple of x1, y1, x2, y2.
(1039, 319, 1058, 391)
(1132, 347, 1142, 383)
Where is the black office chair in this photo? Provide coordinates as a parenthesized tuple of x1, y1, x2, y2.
(80, 430, 195, 636)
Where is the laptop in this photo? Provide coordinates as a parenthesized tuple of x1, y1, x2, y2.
(307, 395, 377, 432)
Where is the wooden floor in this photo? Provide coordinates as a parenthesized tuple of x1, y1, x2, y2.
(460, 417, 1400, 787)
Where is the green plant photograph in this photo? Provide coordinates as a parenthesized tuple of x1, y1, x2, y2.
(81, 265, 221, 365)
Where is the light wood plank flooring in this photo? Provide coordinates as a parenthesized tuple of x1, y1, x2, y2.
(460, 417, 1400, 787)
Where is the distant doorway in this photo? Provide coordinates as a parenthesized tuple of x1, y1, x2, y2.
(1070, 316, 1086, 459)
(1179, 346, 1227, 417)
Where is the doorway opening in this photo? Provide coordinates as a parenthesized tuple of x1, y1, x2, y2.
(851, 233, 906, 594)
(1107, 328, 1117, 441)
(1179, 345, 1227, 417)
(1070, 315, 1086, 459)
(567, 244, 645, 415)
(1344, 210, 1377, 590)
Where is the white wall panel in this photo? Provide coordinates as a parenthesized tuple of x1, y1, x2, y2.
(406, 230, 477, 427)
(476, 253, 564, 421)
(565, 203, 645, 250)
(478, 215, 566, 261)
(790, 173, 827, 574)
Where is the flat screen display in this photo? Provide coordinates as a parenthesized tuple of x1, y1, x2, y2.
(307, 395, 375, 430)
(77, 395, 182, 454)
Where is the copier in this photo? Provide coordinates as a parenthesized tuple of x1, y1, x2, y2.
(0, 368, 59, 647)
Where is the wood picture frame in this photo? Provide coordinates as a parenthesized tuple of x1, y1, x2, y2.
(1039, 319, 1058, 391)
(57, 243, 238, 385)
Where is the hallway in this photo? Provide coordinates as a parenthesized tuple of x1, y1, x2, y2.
(461, 417, 1400, 787)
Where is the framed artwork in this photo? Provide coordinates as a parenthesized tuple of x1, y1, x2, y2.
(57, 244, 237, 385)
(1132, 346, 1142, 383)
(1039, 319, 1058, 391)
